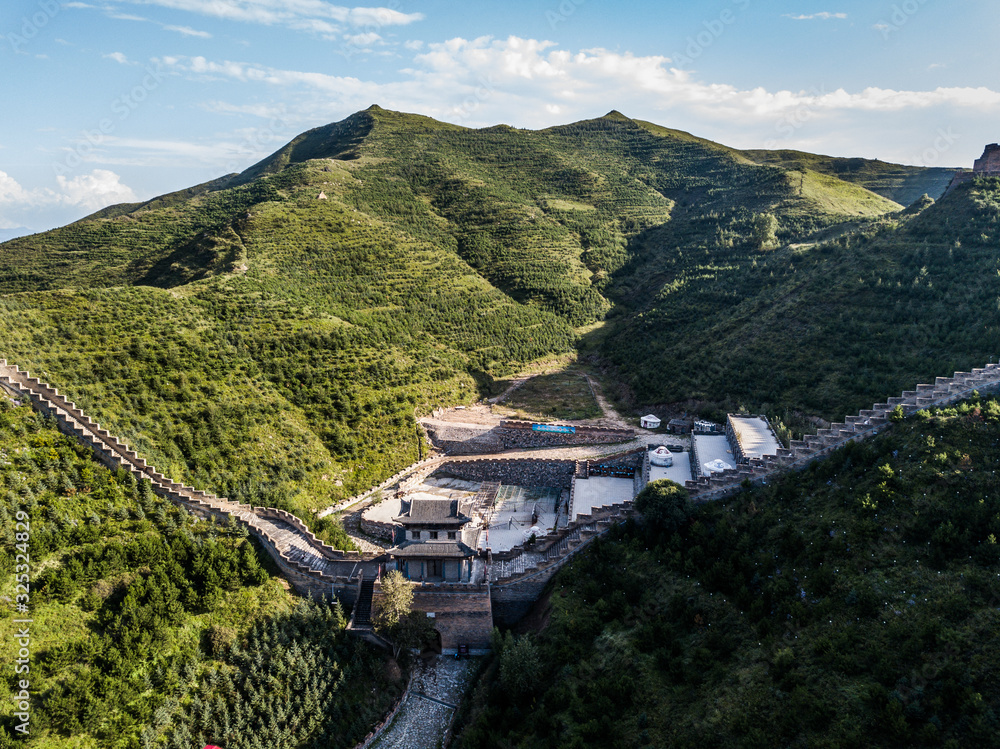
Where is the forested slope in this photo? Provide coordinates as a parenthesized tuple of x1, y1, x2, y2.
(455, 396, 1000, 748)
(0, 404, 398, 748)
(600, 178, 1000, 425)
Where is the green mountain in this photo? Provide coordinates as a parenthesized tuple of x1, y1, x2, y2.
(0, 403, 397, 748)
(600, 176, 1000, 427)
(455, 395, 1000, 748)
(0, 106, 977, 534)
(742, 148, 960, 207)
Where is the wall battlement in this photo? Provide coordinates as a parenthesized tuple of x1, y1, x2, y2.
(7, 355, 1000, 636)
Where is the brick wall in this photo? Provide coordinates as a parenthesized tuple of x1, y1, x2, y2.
(401, 587, 494, 651)
(436, 458, 577, 488)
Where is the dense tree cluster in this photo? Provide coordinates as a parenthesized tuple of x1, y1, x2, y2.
(0, 405, 397, 748)
(455, 396, 1000, 748)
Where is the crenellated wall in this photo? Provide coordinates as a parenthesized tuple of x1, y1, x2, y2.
(9, 355, 1000, 640)
(683, 365, 1000, 502)
(0, 360, 373, 603)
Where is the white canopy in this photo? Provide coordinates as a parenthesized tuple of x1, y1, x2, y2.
(703, 458, 733, 473)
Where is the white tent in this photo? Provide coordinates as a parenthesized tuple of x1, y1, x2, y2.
(649, 446, 674, 467)
(640, 414, 661, 429)
(704, 458, 734, 474)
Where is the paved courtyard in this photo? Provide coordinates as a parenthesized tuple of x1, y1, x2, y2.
(571, 475, 634, 520)
(479, 485, 565, 551)
(693, 433, 736, 476)
(648, 448, 694, 485)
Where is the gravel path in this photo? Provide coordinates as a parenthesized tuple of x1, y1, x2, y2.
(370, 657, 478, 749)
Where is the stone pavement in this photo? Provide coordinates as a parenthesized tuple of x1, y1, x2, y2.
(370, 656, 478, 749)
(340, 500, 390, 554)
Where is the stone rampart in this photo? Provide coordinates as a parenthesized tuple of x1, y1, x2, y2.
(389, 586, 493, 651)
(435, 458, 576, 488)
(0, 360, 370, 602)
(360, 515, 396, 542)
(10, 355, 1000, 637)
(945, 144, 1000, 194)
(495, 420, 634, 450)
(685, 363, 1000, 503)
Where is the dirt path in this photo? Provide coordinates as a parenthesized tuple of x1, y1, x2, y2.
(584, 374, 655, 435)
(487, 376, 531, 404)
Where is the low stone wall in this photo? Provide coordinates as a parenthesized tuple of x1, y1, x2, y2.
(436, 458, 577, 488)
(353, 671, 413, 749)
(361, 515, 396, 542)
(495, 420, 634, 450)
(318, 457, 442, 517)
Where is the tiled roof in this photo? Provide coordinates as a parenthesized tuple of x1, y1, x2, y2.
(388, 541, 476, 558)
(396, 497, 471, 526)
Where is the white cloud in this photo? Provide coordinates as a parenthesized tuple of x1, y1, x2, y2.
(403, 39, 423, 51)
(56, 170, 138, 210)
(0, 169, 138, 229)
(0, 172, 31, 204)
(104, 51, 130, 64)
(344, 31, 381, 47)
(116, 0, 424, 37)
(784, 12, 848, 20)
(155, 37, 1000, 135)
(107, 11, 149, 21)
(164, 24, 212, 38)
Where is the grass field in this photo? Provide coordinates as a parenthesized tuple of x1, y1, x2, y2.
(499, 369, 602, 422)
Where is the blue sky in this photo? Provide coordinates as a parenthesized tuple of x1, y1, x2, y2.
(2, 0, 998, 234)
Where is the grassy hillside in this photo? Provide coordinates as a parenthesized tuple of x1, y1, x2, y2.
(0, 106, 916, 537)
(599, 178, 1000, 429)
(455, 395, 1000, 748)
(743, 148, 958, 206)
(0, 403, 398, 749)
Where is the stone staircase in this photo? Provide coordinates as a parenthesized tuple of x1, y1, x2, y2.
(354, 578, 375, 626)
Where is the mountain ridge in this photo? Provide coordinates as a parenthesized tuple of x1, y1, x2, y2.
(0, 105, 992, 536)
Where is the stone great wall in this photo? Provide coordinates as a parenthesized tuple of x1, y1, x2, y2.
(6, 357, 1000, 648)
(945, 143, 1000, 195)
(0, 360, 377, 606)
(682, 365, 1000, 502)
